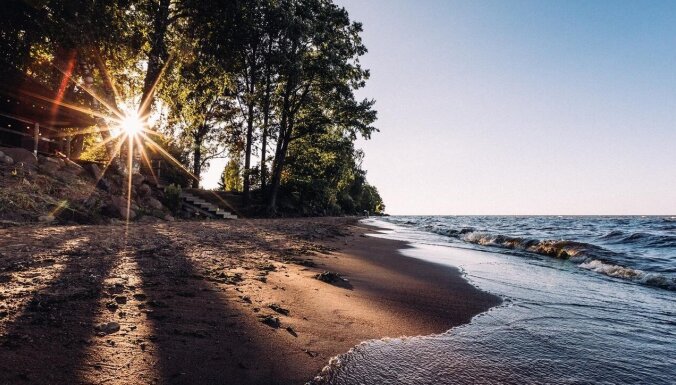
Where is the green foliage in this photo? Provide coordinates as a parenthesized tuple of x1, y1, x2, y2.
(163, 184, 182, 213)
(275, 129, 384, 216)
(2, 0, 385, 216)
(219, 157, 244, 192)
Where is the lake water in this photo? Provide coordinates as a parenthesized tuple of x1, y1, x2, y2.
(311, 216, 676, 384)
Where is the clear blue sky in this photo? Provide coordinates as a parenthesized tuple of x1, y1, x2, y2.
(203, 0, 676, 215)
(330, 0, 676, 215)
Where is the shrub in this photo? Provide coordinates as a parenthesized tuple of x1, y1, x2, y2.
(163, 184, 182, 213)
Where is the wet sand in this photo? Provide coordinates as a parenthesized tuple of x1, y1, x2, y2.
(0, 218, 500, 384)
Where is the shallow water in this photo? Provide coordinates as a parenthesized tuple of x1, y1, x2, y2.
(311, 217, 676, 385)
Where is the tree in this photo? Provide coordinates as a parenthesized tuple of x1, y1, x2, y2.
(266, 0, 377, 213)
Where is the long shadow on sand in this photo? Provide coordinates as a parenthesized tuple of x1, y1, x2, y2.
(132, 225, 293, 385)
(0, 227, 121, 385)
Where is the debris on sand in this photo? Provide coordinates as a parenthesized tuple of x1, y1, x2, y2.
(314, 271, 347, 284)
(259, 315, 280, 328)
(94, 322, 120, 335)
(268, 303, 290, 316)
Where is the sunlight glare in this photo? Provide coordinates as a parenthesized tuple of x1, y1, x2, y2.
(121, 113, 143, 137)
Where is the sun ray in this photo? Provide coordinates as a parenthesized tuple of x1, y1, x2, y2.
(136, 54, 174, 119)
(135, 135, 159, 185)
(139, 131, 199, 183)
(48, 62, 125, 120)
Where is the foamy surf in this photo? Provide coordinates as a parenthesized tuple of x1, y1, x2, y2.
(312, 219, 676, 385)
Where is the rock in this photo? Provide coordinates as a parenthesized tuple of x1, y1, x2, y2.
(147, 197, 163, 210)
(164, 214, 175, 222)
(260, 315, 280, 328)
(106, 301, 119, 311)
(95, 322, 120, 335)
(286, 326, 298, 337)
(1, 155, 13, 165)
(83, 163, 102, 180)
(39, 155, 61, 166)
(114, 296, 127, 304)
(110, 195, 136, 220)
(315, 271, 347, 284)
(133, 293, 147, 301)
(38, 215, 55, 223)
(138, 183, 152, 197)
(268, 303, 290, 316)
(0, 147, 36, 166)
(0, 310, 8, 319)
(39, 161, 61, 176)
(131, 173, 145, 186)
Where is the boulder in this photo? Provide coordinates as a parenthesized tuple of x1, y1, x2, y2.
(0, 147, 36, 166)
(39, 161, 61, 176)
(83, 163, 102, 180)
(110, 195, 136, 220)
(131, 173, 145, 186)
(137, 183, 152, 197)
(146, 197, 163, 210)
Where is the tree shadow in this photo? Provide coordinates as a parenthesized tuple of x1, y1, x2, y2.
(132, 225, 295, 385)
(0, 227, 121, 384)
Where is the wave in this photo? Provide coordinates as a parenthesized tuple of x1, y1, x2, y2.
(382, 217, 676, 291)
(580, 260, 676, 290)
(460, 232, 610, 260)
(599, 231, 676, 248)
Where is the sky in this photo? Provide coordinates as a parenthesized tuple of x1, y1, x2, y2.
(206, 0, 676, 215)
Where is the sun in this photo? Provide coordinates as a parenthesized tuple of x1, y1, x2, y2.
(120, 113, 143, 137)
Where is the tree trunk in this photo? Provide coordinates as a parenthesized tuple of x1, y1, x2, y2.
(243, 98, 254, 202)
(139, 0, 170, 120)
(192, 138, 202, 189)
(267, 81, 293, 213)
(260, 48, 272, 190)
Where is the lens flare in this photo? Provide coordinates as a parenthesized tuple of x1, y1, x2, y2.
(121, 113, 143, 137)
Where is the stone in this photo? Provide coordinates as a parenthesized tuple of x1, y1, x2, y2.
(133, 293, 147, 301)
(259, 315, 280, 328)
(268, 303, 290, 316)
(315, 271, 346, 284)
(114, 296, 127, 304)
(83, 163, 102, 180)
(95, 322, 120, 335)
(2, 155, 13, 165)
(39, 161, 60, 176)
(131, 173, 145, 186)
(147, 197, 163, 210)
(110, 195, 137, 220)
(164, 214, 175, 222)
(138, 183, 152, 197)
(0, 147, 36, 166)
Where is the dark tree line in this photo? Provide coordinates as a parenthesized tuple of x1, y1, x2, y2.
(0, 0, 385, 215)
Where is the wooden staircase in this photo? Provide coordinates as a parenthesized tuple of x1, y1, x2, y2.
(180, 191, 238, 220)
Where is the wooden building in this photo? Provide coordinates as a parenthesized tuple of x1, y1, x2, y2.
(0, 69, 96, 157)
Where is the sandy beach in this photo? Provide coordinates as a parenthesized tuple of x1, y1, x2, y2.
(0, 218, 500, 385)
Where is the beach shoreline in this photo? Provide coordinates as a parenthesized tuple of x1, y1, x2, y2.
(0, 217, 501, 384)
